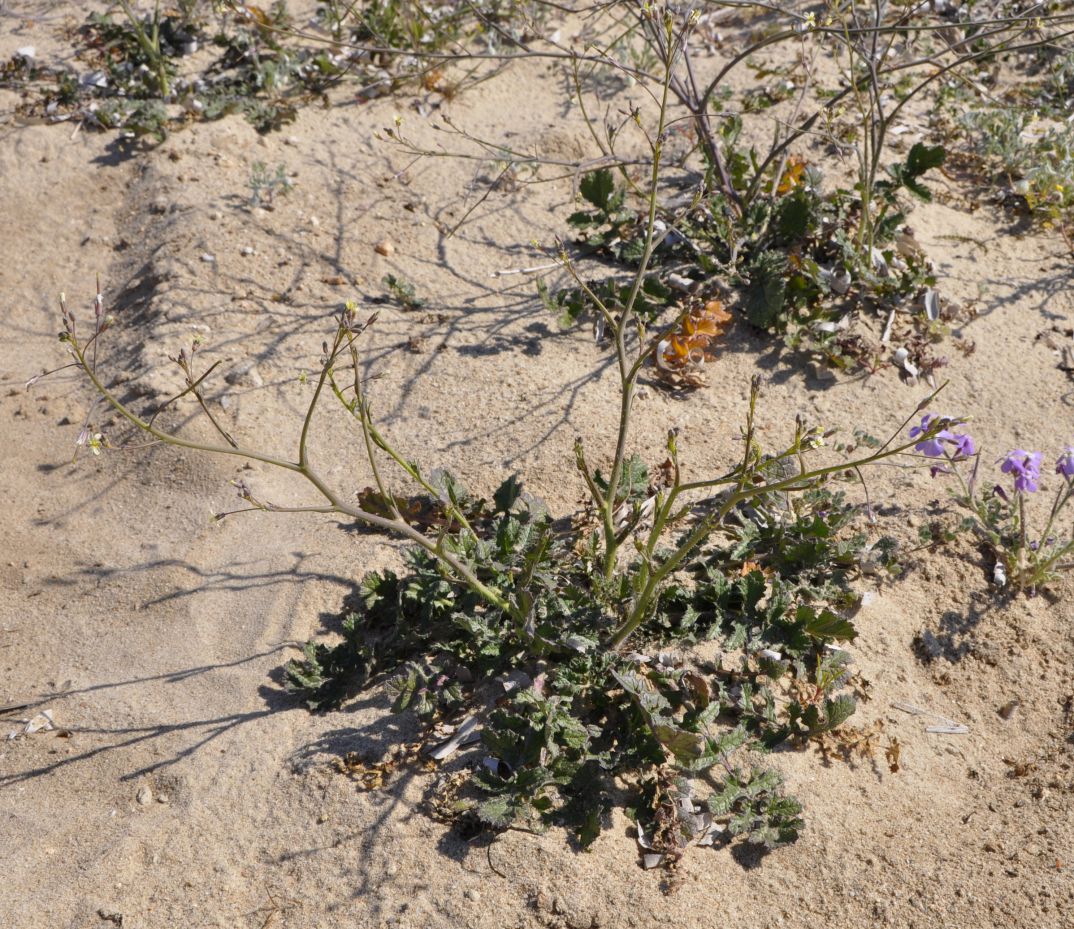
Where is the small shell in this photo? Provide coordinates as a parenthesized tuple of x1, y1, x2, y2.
(923, 288, 941, 322)
(992, 561, 1007, 588)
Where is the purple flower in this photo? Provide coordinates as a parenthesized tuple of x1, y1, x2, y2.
(909, 413, 940, 440)
(999, 450, 1043, 493)
(909, 412, 975, 460)
(952, 433, 976, 457)
(910, 413, 950, 457)
(915, 435, 948, 457)
(908, 414, 932, 435)
(1056, 446, 1074, 478)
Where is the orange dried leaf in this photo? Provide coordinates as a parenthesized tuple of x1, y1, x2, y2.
(238, 4, 270, 26)
(777, 157, 807, 196)
(659, 301, 732, 372)
(703, 299, 732, 324)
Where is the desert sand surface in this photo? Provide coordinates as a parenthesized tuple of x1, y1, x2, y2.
(1, 3, 1072, 928)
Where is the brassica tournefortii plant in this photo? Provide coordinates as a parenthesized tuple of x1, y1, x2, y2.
(55, 271, 961, 863)
(39, 1, 1071, 874)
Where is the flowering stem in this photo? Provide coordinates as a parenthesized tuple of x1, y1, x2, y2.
(601, 21, 676, 581)
(1018, 492, 1028, 574)
(1040, 480, 1074, 551)
(63, 330, 515, 619)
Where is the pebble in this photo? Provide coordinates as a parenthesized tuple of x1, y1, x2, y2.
(225, 360, 264, 388)
(807, 361, 838, 383)
(374, 239, 395, 257)
(464, 889, 480, 902)
(136, 785, 153, 806)
(240, 246, 255, 256)
(200, 253, 215, 263)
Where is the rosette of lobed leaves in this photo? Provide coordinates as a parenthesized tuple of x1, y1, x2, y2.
(286, 467, 871, 855)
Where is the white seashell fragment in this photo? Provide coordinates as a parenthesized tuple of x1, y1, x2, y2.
(923, 288, 941, 322)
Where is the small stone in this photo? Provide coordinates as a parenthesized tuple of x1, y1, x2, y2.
(807, 361, 837, 383)
(240, 246, 255, 256)
(464, 889, 480, 902)
(136, 785, 153, 806)
(200, 253, 215, 263)
(208, 210, 221, 221)
(225, 360, 263, 389)
(998, 699, 1020, 720)
(374, 239, 395, 257)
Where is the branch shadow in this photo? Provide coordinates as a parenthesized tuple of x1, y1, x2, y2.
(0, 647, 299, 789)
(61, 552, 360, 609)
(912, 589, 1003, 664)
(284, 709, 500, 921)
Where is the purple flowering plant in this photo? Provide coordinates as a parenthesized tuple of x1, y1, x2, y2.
(908, 413, 976, 461)
(911, 413, 1074, 590)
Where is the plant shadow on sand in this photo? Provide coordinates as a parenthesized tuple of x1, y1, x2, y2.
(0, 648, 295, 789)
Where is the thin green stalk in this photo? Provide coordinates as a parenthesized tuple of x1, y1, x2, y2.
(1040, 481, 1074, 553)
(601, 15, 678, 580)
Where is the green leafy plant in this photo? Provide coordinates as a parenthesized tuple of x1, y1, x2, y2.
(550, 142, 944, 377)
(7, 0, 542, 140)
(525, 2, 1069, 380)
(55, 227, 944, 874)
(280, 411, 908, 856)
(46, 2, 1026, 871)
(382, 274, 427, 311)
(248, 161, 293, 206)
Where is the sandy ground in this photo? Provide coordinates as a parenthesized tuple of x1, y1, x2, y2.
(1, 3, 1073, 928)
